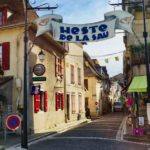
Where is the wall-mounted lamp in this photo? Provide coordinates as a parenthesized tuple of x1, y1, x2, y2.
(38, 50, 45, 62)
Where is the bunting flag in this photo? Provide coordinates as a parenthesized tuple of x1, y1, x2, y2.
(125, 50, 131, 58)
(94, 59, 99, 64)
(35, 14, 63, 37)
(35, 10, 134, 42)
(84, 61, 89, 67)
(105, 58, 109, 63)
(115, 56, 119, 61)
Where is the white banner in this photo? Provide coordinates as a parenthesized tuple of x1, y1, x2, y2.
(35, 10, 134, 42)
(52, 19, 116, 42)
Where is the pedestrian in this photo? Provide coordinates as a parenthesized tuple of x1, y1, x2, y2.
(86, 107, 91, 119)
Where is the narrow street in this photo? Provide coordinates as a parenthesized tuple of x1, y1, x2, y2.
(29, 113, 150, 150)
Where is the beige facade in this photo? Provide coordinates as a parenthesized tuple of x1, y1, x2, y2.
(83, 53, 110, 117)
(0, 0, 68, 133)
(84, 76, 103, 116)
(0, 25, 25, 112)
(28, 33, 66, 133)
(0, 24, 68, 133)
(65, 43, 85, 121)
(123, 0, 150, 82)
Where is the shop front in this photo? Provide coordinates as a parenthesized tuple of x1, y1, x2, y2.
(127, 75, 149, 136)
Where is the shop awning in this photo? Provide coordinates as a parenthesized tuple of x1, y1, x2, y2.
(128, 75, 147, 92)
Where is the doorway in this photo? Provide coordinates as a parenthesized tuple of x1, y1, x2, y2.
(85, 97, 89, 109)
(0, 95, 7, 130)
(66, 94, 70, 120)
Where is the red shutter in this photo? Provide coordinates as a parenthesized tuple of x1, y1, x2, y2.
(2, 42, 10, 70)
(34, 94, 40, 113)
(55, 92, 59, 111)
(3, 8, 7, 24)
(61, 93, 64, 110)
(44, 91, 48, 112)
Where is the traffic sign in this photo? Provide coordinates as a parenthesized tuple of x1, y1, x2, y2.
(5, 115, 21, 131)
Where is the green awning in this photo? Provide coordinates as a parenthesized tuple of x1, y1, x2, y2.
(128, 75, 147, 92)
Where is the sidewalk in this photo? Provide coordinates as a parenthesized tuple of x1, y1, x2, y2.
(0, 118, 91, 149)
(123, 116, 150, 144)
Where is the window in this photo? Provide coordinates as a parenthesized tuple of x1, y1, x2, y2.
(55, 92, 64, 111)
(84, 79, 88, 90)
(78, 94, 82, 113)
(0, 8, 7, 26)
(77, 67, 81, 85)
(0, 42, 10, 70)
(0, 12, 2, 26)
(70, 65, 75, 84)
(55, 56, 64, 78)
(71, 94, 76, 113)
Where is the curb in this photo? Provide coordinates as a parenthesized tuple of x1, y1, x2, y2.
(123, 134, 150, 144)
(3, 119, 90, 149)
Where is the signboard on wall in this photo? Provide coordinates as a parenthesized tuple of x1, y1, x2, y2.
(33, 64, 46, 76)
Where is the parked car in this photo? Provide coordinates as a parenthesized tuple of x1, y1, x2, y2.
(113, 101, 123, 112)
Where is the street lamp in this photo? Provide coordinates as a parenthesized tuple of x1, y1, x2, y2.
(38, 50, 45, 62)
(109, 0, 150, 103)
(22, 0, 58, 149)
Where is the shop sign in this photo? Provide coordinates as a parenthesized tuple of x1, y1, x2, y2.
(138, 117, 144, 126)
(32, 77, 46, 81)
(33, 64, 46, 76)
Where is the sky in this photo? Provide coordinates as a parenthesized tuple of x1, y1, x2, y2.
(32, 0, 125, 77)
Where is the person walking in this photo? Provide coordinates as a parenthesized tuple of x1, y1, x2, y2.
(86, 107, 91, 119)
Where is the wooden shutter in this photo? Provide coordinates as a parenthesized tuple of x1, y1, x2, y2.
(55, 92, 59, 111)
(34, 94, 40, 113)
(3, 8, 7, 24)
(61, 93, 64, 110)
(2, 42, 10, 70)
(44, 91, 48, 112)
(55, 56, 58, 76)
(0, 7, 7, 25)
